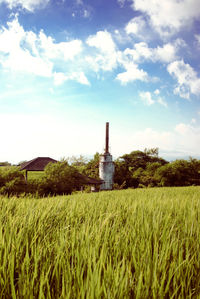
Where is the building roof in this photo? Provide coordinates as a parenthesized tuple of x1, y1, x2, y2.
(20, 157, 57, 171)
(20, 157, 104, 185)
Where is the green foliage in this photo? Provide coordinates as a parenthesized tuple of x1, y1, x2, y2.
(0, 150, 200, 196)
(0, 161, 11, 166)
(0, 162, 88, 196)
(114, 149, 168, 188)
(114, 159, 132, 189)
(0, 167, 26, 196)
(114, 149, 200, 188)
(39, 161, 85, 195)
(144, 147, 159, 157)
(84, 152, 100, 179)
(155, 158, 200, 187)
(121, 149, 167, 171)
(1, 187, 200, 298)
(132, 162, 164, 187)
(64, 155, 89, 174)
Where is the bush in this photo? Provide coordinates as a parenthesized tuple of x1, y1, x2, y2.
(38, 161, 86, 195)
(0, 167, 26, 196)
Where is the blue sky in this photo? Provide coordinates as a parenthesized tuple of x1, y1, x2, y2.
(0, 0, 200, 163)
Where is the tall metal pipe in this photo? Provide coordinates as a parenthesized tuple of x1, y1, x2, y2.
(105, 122, 109, 153)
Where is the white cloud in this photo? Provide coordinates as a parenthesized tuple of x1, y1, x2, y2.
(175, 123, 192, 135)
(0, 18, 25, 53)
(53, 71, 90, 86)
(155, 43, 177, 63)
(3, 48, 53, 77)
(173, 86, 190, 100)
(123, 42, 151, 63)
(131, 0, 200, 37)
(71, 0, 93, 19)
(87, 30, 116, 54)
(86, 31, 118, 71)
(0, 18, 88, 85)
(139, 91, 155, 105)
(0, 0, 49, 11)
(83, 9, 90, 18)
(167, 60, 200, 99)
(174, 123, 200, 153)
(53, 72, 67, 86)
(116, 63, 148, 84)
(38, 31, 83, 61)
(139, 90, 167, 107)
(131, 128, 173, 151)
(157, 97, 167, 108)
(117, 122, 200, 159)
(0, 18, 52, 77)
(125, 16, 146, 37)
(66, 72, 90, 85)
(123, 39, 181, 64)
(154, 89, 160, 95)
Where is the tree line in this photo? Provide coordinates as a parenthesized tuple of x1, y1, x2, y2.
(113, 148, 200, 188)
(0, 148, 200, 196)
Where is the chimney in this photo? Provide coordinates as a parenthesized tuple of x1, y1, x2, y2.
(99, 122, 115, 190)
(105, 122, 109, 153)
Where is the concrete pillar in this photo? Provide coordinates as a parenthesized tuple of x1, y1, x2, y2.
(99, 153, 114, 190)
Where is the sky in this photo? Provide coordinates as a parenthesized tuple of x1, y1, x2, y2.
(0, 0, 200, 164)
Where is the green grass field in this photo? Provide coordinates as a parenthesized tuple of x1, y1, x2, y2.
(26, 171, 44, 181)
(1, 187, 200, 298)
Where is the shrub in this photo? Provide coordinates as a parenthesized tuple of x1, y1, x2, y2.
(0, 167, 26, 196)
(39, 161, 85, 195)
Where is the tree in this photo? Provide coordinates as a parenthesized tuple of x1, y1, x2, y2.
(66, 155, 89, 174)
(0, 161, 11, 166)
(114, 158, 138, 188)
(132, 162, 163, 187)
(84, 153, 100, 179)
(114, 149, 168, 188)
(144, 147, 159, 157)
(39, 161, 85, 195)
(154, 159, 200, 187)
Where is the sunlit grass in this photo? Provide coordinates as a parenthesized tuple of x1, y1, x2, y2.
(1, 187, 200, 298)
(26, 171, 44, 181)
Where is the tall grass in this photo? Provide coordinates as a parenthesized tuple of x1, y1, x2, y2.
(1, 187, 200, 298)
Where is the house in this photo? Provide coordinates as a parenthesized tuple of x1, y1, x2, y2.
(20, 157, 104, 191)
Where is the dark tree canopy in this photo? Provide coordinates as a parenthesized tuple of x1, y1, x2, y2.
(114, 149, 168, 188)
(40, 161, 85, 195)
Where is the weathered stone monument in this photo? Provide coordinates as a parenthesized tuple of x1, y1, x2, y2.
(99, 122, 115, 190)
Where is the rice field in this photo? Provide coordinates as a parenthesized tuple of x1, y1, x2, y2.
(0, 187, 200, 298)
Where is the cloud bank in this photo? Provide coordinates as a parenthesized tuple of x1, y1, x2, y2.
(0, 0, 49, 11)
(131, 0, 200, 37)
